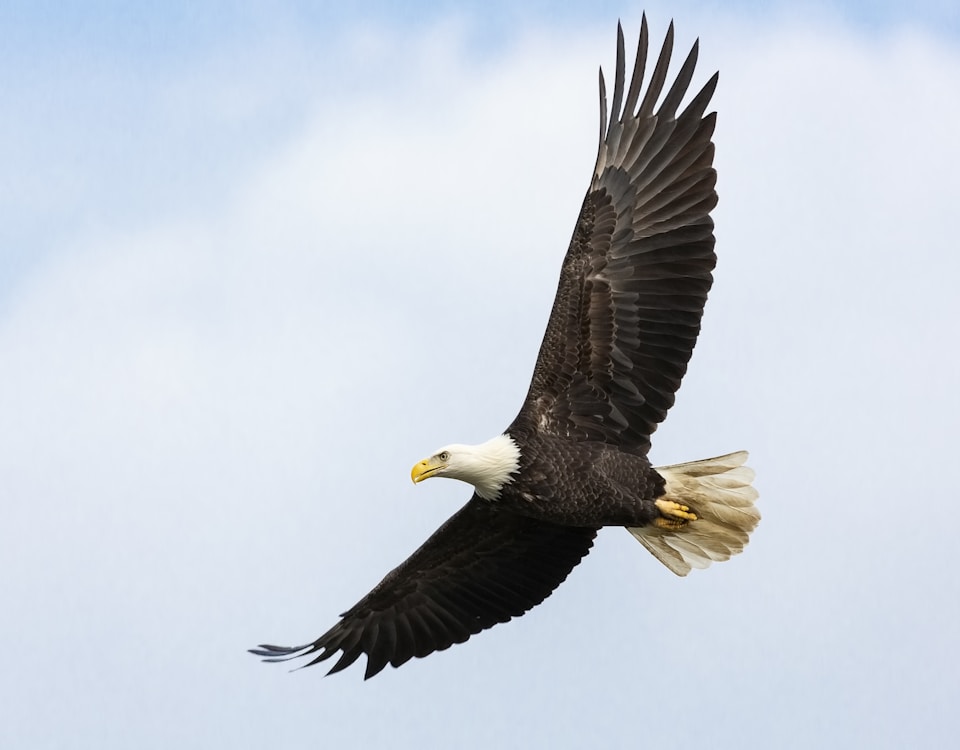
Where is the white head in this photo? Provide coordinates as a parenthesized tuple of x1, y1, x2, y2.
(410, 433, 521, 500)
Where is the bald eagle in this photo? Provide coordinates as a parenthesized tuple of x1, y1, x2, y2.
(252, 16, 759, 680)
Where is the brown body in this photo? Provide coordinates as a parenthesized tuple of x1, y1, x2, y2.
(500, 427, 665, 528)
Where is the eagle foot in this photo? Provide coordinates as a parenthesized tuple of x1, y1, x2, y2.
(653, 498, 697, 529)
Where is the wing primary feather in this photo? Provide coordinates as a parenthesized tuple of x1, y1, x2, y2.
(679, 72, 719, 123)
(597, 67, 607, 161)
(248, 643, 311, 661)
(622, 13, 649, 118)
(299, 647, 336, 669)
(326, 644, 363, 676)
(658, 38, 699, 118)
(317, 623, 363, 668)
(637, 20, 674, 117)
(609, 21, 626, 124)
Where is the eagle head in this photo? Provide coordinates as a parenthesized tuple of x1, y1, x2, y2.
(410, 434, 521, 500)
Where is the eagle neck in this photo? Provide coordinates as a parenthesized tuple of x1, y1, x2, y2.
(471, 433, 522, 501)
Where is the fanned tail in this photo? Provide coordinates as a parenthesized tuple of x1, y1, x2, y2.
(628, 451, 759, 576)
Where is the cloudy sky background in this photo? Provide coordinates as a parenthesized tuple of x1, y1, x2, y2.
(2, 1, 959, 747)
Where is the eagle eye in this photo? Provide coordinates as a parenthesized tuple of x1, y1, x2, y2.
(438, 451, 450, 462)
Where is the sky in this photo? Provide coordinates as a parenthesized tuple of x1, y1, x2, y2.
(2, 1, 959, 748)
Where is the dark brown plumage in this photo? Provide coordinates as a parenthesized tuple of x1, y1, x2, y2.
(256, 502, 598, 679)
(252, 15, 758, 680)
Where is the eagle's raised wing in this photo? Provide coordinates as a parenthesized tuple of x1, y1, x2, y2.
(251, 498, 596, 679)
(515, 17, 719, 454)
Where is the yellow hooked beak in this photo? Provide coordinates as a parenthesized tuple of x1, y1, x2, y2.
(411, 455, 446, 484)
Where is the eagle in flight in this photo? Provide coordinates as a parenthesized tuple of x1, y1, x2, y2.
(252, 15, 759, 680)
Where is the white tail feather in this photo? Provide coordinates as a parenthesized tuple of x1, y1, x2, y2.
(628, 451, 759, 576)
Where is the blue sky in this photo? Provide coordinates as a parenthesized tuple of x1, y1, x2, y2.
(2, 2, 959, 748)
(3, 0, 956, 295)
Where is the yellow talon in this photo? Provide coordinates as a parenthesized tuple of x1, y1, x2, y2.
(652, 517, 687, 530)
(654, 498, 698, 528)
